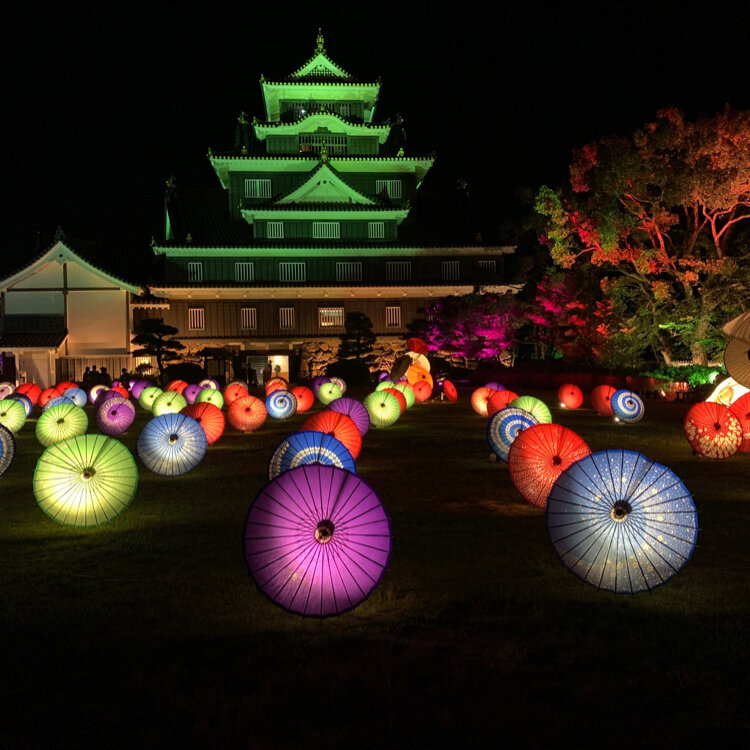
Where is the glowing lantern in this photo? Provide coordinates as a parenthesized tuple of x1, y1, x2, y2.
(611, 389, 645, 423)
(487, 407, 539, 463)
(591, 385, 617, 416)
(729, 393, 750, 452)
(363, 391, 402, 428)
(393, 382, 416, 409)
(327, 397, 371, 436)
(223, 382, 249, 406)
(137, 413, 208, 476)
(35, 403, 88, 447)
(152, 391, 188, 416)
(508, 395, 552, 424)
(15, 382, 41, 406)
(442, 380, 458, 402)
(183, 384, 202, 404)
(486, 389, 519, 416)
(412, 380, 432, 402)
(227, 395, 268, 432)
(181, 402, 225, 445)
(291, 385, 314, 412)
(138, 386, 164, 412)
(39, 388, 60, 408)
(96, 396, 136, 436)
(195, 387, 224, 410)
(470, 386, 496, 417)
(558, 383, 583, 409)
(683, 402, 742, 459)
(301, 411, 362, 458)
(0, 398, 27, 433)
(317, 382, 343, 405)
(165, 379, 188, 394)
(266, 390, 298, 419)
(268, 430, 356, 479)
(0, 423, 17, 477)
(706, 376, 749, 406)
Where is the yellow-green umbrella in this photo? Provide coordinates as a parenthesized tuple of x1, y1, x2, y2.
(152, 390, 188, 416)
(0, 398, 27, 434)
(35, 402, 88, 447)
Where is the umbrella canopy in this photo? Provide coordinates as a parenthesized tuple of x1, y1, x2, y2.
(406, 364, 433, 389)
(268, 430, 356, 479)
(183, 383, 203, 404)
(165, 379, 188, 394)
(35, 403, 88, 447)
(195, 387, 225, 409)
(317, 382, 343, 405)
(43, 396, 75, 411)
(470, 386, 496, 417)
(8, 393, 33, 417)
(706, 376, 749, 407)
(591, 385, 617, 416)
(328, 376, 347, 394)
(442, 380, 458, 402)
(15, 382, 41, 406)
(558, 383, 583, 409)
(301, 411, 362, 458)
(363, 391, 401, 428)
(96, 396, 136, 436)
(683, 401, 742, 459)
(0, 398, 27, 433)
(227, 395, 268, 432)
(266, 389, 298, 419)
(54, 381, 78, 395)
(0, 423, 17, 477)
(375, 380, 396, 392)
(137, 413, 208, 476)
(265, 377, 289, 396)
(152, 391, 188, 416)
(611, 389, 645, 423)
(244, 464, 391, 617)
(34, 434, 138, 528)
(223, 382, 249, 406)
(138, 386, 163, 411)
(383, 388, 407, 414)
(508, 423, 591, 509)
(723, 310, 750, 341)
(109, 384, 130, 399)
(723, 336, 750, 388)
(412, 380, 432, 402)
(390, 354, 412, 383)
(406, 337, 429, 355)
(291, 385, 315, 412)
(508, 395, 552, 424)
(199, 378, 220, 390)
(310, 376, 330, 395)
(487, 389, 519, 416)
(39, 387, 60, 408)
(487, 407, 539, 463)
(181, 402, 225, 445)
(89, 383, 109, 404)
(129, 380, 151, 399)
(393, 382, 416, 409)
(546, 449, 698, 593)
(0, 382, 15, 399)
(62, 387, 88, 407)
(485, 381, 505, 391)
(327, 397, 371, 436)
(729, 392, 750, 453)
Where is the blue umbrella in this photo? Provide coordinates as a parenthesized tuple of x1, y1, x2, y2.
(546, 449, 698, 593)
(7, 393, 32, 417)
(265, 390, 298, 419)
(487, 407, 539, 463)
(0, 423, 16, 476)
(268, 430, 356, 479)
(611, 389, 645, 423)
(137, 413, 207, 476)
(62, 387, 88, 407)
(42, 395, 76, 411)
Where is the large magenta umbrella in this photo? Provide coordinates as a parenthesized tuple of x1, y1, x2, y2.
(244, 464, 392, 617)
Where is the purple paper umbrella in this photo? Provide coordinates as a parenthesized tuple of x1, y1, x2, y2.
(327, 397, 371, 436)
(129, 380, 151, 400)
(183, 384, 203, 404)
(245, 464, 392, 617)
(96, 396, 136, 436)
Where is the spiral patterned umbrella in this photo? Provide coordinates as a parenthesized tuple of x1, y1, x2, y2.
(244, 464, 392, 617)
(393, 382, 416, 409)
(152, 390, 188, 416)
(0, 423, 16, 477)
(362, 391, 402, 428)
(301, 411, 362, 458)
(34, 434, 138, 528)
(442, 380, 458, 402)
(558, 383, 583, 409)
(181, 402, 225, 445)
(0, 398, 27, 433)
(611, 389, 645, 423)
(35, 403, 88, 447)
(195, 387, 225, 409)
(137, 413, 208, 476)
(487, 407, 539, 463)
(508, 395, 552, 424)
(683, 401, 742, 459)
(291, 386, 315, 412)
(138, 386, 163, 411)
(591, 385, 617, 416)
(317, 382, 343, 405)
(266, 389, 298, 419)
(470, 386, 496, 416)
(96, 396, 136, 436)
(327, 397, 371, 436)
(8, 393, 33, 417)
(547, 450, 698, 593)
(15, 382, 41, 406)
(227, 395, 268, 432)
(508, 423, 592, 509)
(224, 382, 249, 406)
(268, 430, 356, 480)
(412, 380, 432, 402)
(729, 393, 750, 453)
(0, 382, 15, 400)
(62, 387, 88, 407)
(183, 384, 203, 404)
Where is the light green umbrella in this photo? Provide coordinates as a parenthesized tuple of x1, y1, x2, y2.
(363, 391, 401, 428)
(34, 434, 139, 528)
(138, 386, 163, 411)
(509, 395, 552, 424)
(195, 387, 224, 409)
(35, 402, 88, 447)
(393, 382, 416, 409)
(152, 390, 188, 416)
(375, 380, 396, 392)
(317, 382, 343, 405)
(0, 398, 27, 434)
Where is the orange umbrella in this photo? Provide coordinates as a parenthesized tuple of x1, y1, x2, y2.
(181, 402, 225, 445)
(729, 393, 750, 453)
(442, 380, 458, 402)
(301, 411, 362, 459)
(15, 382, 41, 406)
(412, 380, 432, 402)
(470, 386, 496, 416)
(558, 383, 583, 409)
(166, 379, 188, 394)
(487, 389, 519, 416)
(223, 382, 249, 406)
(227, 395, 268, 432)
(291, 385, 315, 412)
(406, 364, 433, 389)
(383, 387, 407, 414)
(684, 401, 742, 459)
(508, 423, 591, 509)
(591, 385, 616, 416)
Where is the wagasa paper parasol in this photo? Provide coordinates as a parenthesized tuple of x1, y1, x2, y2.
(88, 384, 108, 405)
(486, 389, 519, 416)
(611, 389, 645, 423)
(393, 382, 416, 409)
(0, 382, 15, 400)
(181, 402, 225, 445)
(137, 413, 208, 476)
(129, 380, 150, 400)
(268, 430, 356, 479)
(470, 386, 496, 417)
(442, 380, 458, 402)
(151, 390, 188, 416)
(723, 336, 750, 388)
(165, 379, 188, 394)
(138, 386, 163, 411)
(266, 389, 298, 419)
(509, 395, 552, 424)
(328, 376, 346, 394)
(195, 387, 225, 409)
(383, 388, 407, 414)
(683, 401, 742, 459)
(363, 391, 401, 428)
(390, 354, 412, 383)
(291, 385, 315, 412)
(96, 396, 136, 436)
(406, 337, 429, 355)
(227, 395, 268, 432)
(36, 403, 88, 447)
(557, 383, 583, 409)
(487, 407, 539, 463)
(412, 380, 432, 402)
(15, 382, 41, 406)
(729, 393, 750, 452)
(327, 397, 371, 436)
(591, 385, 617, 416)
(62, 387, 88, 407)
(301, 411, 362, 458)
(223, 382, 249, 406)
(39, 388, 60, 409)
(8, 393, 33, 417)
(0, 423, 16, 477)
(183, 384, 202, 404)
(317, 382, 343, 405)
(0, 398, 28, 433)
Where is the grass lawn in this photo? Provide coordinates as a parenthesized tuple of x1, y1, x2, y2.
(2, 388, 748, 748)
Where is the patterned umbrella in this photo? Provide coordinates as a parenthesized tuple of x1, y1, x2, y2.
(317, 382, 343, 405)
(15, 382, 41, 406)
(393, 382, 416, 409)
(470, 386, 496, 416)
(96, 396, 137, 436)
(137, 413, 208, 476)
(509, 395, 552, 424)
(683, 401, 742, 459)
(266, 389, 298, 419)
(547, 450, 698, 593)
(327, 397, 371, 436)
(62, 387, 88, 407)
(301, 411, 362, 458)
(89, 384, 109, 405)
(723, 336, 750, 388)
(8, 393, 33, 417)
(291, 385, 315, 413)
(165, 379, 188, 394)
(244, 464, 391, 617)
(558, 383, 583, 409)
(611, 389, 645, 423)
(223, 382, 249, 406)
(181, 402, 225, 445)
(0, 398, 27, 433)
(487, 407, 539, 463)
(152, 390, 188, 416)
(138, 386, 163, 411)
(35, 403, 88, 447)
(33, 434, 138, 528)
(442, 380, 458, 402)
(591, 385, 617, 416)
(227, 395, 268, 432)
(729, 392, 750, 453)
(183, 384, 203, 404)
(487, 389, 519, 416)
(412, 380, 432, 402)
(363, 391, 401, 428)
(0, 382, 15, 400)
(0, 423, 16, 477)
(268, 430, 356, 479)
(508, 423, 592, 509)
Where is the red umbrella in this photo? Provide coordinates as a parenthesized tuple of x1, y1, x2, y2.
(406, 337, 429, 355)
(591, 385, 617, 416)
(165, 379, 188, 394)
(265, 377, 289, 396)
(558, 383, 583, 409)
(181, 402, 225, 445)
(223, 382, 249, 406)
(442, 380, 458, 402)
(683, 401, 742, 459)
(15, 382, 41, 406)
(55, 381, 78, 395)
(487, 389, 519, 416)
(412, 380, 432, 402)
(508, 423, 592, 509)
(301, 411, 362, 459)
(227, 395, 268, 432)
(383, 387, 407, 414)
(38, 388, 59, 408)
(729, 393, 750, 453)
(470, 386, 496, 416)
(291, 385, 315, 412)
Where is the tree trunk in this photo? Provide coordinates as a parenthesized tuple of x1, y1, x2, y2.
(690, 319, 710, 366)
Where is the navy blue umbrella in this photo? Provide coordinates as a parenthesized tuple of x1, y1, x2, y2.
(0, 423, 16, 476)
(268, 430, 356, 479)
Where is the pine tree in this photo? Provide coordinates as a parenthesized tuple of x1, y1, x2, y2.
(131, 318, 186, 384)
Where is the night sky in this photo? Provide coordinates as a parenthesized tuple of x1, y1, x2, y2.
(3, 1, 750, 269)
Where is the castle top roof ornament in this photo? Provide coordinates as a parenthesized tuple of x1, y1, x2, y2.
(316, 28, 325, 52)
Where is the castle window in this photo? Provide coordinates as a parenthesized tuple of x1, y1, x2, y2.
(368, 221, 385, 239)
(385, 306, 402, 328)
(386, 261, 411, 281)
(318, 307, 345, 328)
(442, 261, 460, 280)
(187, 262, 203, 282)
(338, 102, 351, 117)
(279, 262, 306, 282)
(478, 259, 497, 273)
(235, 262, 254, 282)
(279, 307, 295, 329)
(188, 308, 205, 331)
(267, 221, 284, 239)
(312, 222, 340, 239)
(244, 179, 272, 198)
(299, 134, 347, 155)
(240, 307, 257, 330)
(336, 262, 362, 282)
(375, 179, 402, 199)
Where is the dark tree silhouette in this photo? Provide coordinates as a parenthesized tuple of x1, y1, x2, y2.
(131, 318, 186, 385)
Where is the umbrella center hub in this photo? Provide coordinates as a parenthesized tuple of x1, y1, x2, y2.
(168, 433, 180, 444)
(611, 500, 632, 522)
(81, 468, 96, 481)
(552, 455, 562, 466)
(315, 520, 335, 544)
(713, 422, 722, 431)
(56, 418, 65, 425)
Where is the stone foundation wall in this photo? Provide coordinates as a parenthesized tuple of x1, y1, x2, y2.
(298, 337, 405, 379)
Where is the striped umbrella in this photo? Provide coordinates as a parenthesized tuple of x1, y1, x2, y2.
(0, 398, 27, 433)
(591, 385, 617, 416)
(34, 434, 138, 528)
(729, 392, 750, 452)
(487, 407, 539, 463)
(327, 397, 371, 436)
(137, 413, 208, 476)
(301, 411, 362, 458)
(683, 401, 742, 459)
(181, 402, 225, 445)
(291, 385, 315, 412)
(0, 423, 16, 477)
(363, 391, 401, 428)
(558, 383, 583, 409)
(35, 403, 88, 447)
(508, 395, 552, 424)
(268, 430, 356, 479)
(152, 390, 188, 416)
(611, 389, 645, 423)
(266, 389, 298, 419)
(195, 387, 225, 410)
(547, 450, 698, 593)
(227, 395, 268, 432)
(96, 396, 136, 436)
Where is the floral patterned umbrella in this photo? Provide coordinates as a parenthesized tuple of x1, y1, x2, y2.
(487, 407, 539, 463)
(558, 383, 583, 409)
(611, 389, 645, 423)
(137, 413, 208, 476)
(268, 430, 356, 479)
(508, 395, 552, 424)
(301, 411, 362, 458)
(729, 393, 750, 453)
(327, 397, 371, 436)
(0, 423, 16, 477)
(266, 389, 298, 419)
(683, 401, 742, 459)
(591, 385, 617, 416)
(547, 450, 698, 593)
(291, 385, 315, 412)
(227, 395, 268, 432)
(244, 464, 391, 617)
(35, 402, 88, 447)
(96, 396, 137, 436)
(363, 391, 401, 428)
(0, 398, 27, 433)
(181, 402, 225, 445)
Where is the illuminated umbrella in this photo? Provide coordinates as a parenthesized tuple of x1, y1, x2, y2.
(376, 371, 391, 382)
(94, 389, 122, 410)
(310, 376, 330, 395)
(109, 384, 129, 399)
(8, 393, 33, 417)
(591, 385, 617, 416)
(0, 382, 15, 400)
(0, 424, 17, 477)
(723, 336, 750, 388)
(36, 402, 88, 447)
(137, 413, 208, 476)
(43, 396, 75, 411)
(723, 310, 750, 341)
(487, 389, 519, 416)
(683, 401, 742, 459)
(266, 389, 298, 419)
(138, 386, 163, 411)
(442, 380, 458, 402)
(15, 382, 41, 406)
(39, 388, 60, 408)
(34, 434, 138, 528)
(265, 377, 289, 396)
(406, 364, 433, 389)
(181, 402, 225, 445)
(407, 337, 429, 355)
(546, 449, 698, 593)
(611, 389, 645, 423)
(183, 384, 203, 404)
(62, 387, 87, 407)
(152, 390, 188, 416)
(706, 376, 749, 407)
(412, 380, 432, 402)
(509, 395, 552, 424)
(96, 396, 136, 436)
(485, 381, 505, 391)
(317, 382, 343, 405)
(508, 423, 591, 509)
(165, 379, 188, 394)
(327, 397, 371, 436)
(390, 354, 412, 383)
(89, 383, 109, 405)
(0, 398, 27, 433)
(291, 385, 315, 412)
(301, 411, 362, 459)
(729, 393, 750, 453)
(328, 377, 347, 394)
(268, 430, 356, 479)
(407, 352, 430, 372)
(199, 377, 220, 390)
(558, 383, 583, 409)
(470, 386, 496, 417)
(487, 407, 539, 463)
(195, 387, 225, 409)
(244, 464, 391, 617)
(227, 395, 268, 432)
(223, 382, 249, 406)
(375, 380, 396, 392)
(393, 382, 416, 409)
(129, 380, 150, 399)
(55, 381, 78, 395)
(383, 388, 407, 414)
(363, 391, 401, 428)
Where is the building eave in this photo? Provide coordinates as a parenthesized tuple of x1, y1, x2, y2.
(151, 244, 515, 258)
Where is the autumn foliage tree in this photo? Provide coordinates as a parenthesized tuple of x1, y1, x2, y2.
(536, 106, 750, 365)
